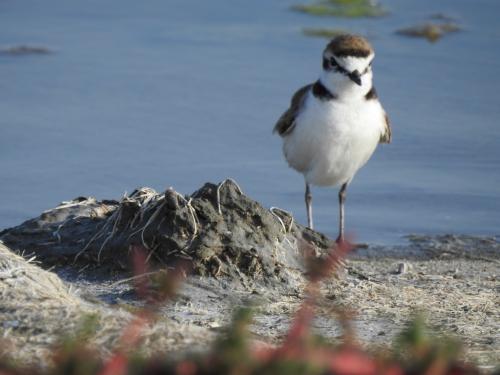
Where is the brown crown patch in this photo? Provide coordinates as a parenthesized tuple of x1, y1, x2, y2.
(324, 34, 373, 58)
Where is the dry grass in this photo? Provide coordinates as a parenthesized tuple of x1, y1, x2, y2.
(321, 258, 499, 368)
(0, 241, 211, 368)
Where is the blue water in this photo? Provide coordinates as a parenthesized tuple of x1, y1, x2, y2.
(1, 0, 499, 244)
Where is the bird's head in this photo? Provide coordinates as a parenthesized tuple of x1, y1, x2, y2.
(320, 35, 375, 97)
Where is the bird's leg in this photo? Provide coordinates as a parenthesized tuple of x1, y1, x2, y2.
(336, 183, 348, 244)
(305, 182, 313, 229)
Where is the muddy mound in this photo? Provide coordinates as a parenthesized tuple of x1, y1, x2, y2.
(1, 180, 333, 287)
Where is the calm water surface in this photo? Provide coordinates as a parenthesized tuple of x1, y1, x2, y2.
(1, 0, 499, 244)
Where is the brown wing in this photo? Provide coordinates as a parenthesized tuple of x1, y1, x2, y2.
(273, 84, 312, 136)
(380, 112, 392, 143)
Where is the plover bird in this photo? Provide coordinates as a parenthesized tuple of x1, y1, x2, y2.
(273, 35, 391, 243)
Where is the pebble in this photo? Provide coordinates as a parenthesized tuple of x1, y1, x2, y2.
(208, 321, 221, 329)
(397, 262, 410, 274)
(3, 320, 19, 328)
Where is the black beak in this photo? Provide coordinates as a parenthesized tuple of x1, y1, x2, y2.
(348, 70, 362, 86)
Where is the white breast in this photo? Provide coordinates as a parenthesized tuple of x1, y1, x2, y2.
(283, 92, 385, 187)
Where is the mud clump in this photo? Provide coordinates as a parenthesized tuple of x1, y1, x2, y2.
(396, 22, 461, 42)
(291, 0, 388, 18)
(0, 180, 333, 289)
(0, 45, 53, 56)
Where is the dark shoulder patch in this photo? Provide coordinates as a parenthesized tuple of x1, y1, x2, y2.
(380, 112, 392, 143)
(312, 80, 336, 101)
(273, 84, 312, 136)
(365, 86, 378, 100)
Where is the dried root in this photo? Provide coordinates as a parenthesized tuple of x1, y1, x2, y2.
(216, 178, 243, 215)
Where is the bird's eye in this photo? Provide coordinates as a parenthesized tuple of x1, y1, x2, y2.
(330, 57, 339, 67)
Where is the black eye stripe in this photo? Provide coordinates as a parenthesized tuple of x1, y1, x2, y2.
(329, 56, 348, 74)
(326, 56, 372, 77)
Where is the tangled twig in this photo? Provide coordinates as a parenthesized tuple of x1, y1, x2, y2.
(269, 207, 294, 234)
(53, 215, 82, 243)
(166, 190, 200, 251)
(76, 187, 202, 264)
(216, 178, 243, 215)
(74, 207, 121, 263)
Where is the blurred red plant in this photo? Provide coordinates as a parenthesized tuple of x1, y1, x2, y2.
(97, 245, 192, 375)
(0, 241, 485, 374)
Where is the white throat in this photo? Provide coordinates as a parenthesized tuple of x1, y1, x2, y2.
(319, 69, 373, 100)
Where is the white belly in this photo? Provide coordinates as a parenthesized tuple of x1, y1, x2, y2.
(283, 93, 385, 187)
